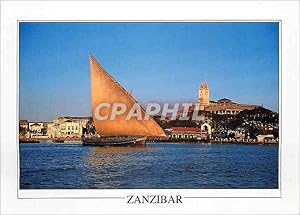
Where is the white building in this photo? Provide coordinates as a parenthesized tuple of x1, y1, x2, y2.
(47, 116, 90, 138)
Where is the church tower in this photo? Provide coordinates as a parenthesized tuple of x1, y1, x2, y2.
(198, 81, 210, 110)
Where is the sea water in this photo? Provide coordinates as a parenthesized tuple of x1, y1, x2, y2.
(20, 142, 278, 189)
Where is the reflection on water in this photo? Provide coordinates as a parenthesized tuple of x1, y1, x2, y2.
(20, 142, 278, 189)
(91, 145, 157, 154)
(86, 146, 158, 166)
(83, 146, 159, 188)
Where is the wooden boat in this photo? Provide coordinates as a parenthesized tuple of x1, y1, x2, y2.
(82, 54, 165, 147)
(52, 138, 64, 143)
(19, 138, 40, 143)
(82, 136, 146, 147)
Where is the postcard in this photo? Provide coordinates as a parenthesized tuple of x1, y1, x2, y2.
(1, 1, 299, 215)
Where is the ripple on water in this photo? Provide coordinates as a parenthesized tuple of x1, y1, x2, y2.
(20, 142, 278, 189)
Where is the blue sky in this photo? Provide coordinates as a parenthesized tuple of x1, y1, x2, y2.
(20, 22, 279, 121)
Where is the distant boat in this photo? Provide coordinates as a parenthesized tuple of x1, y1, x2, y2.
(52, 138, 64, 143)
(19, 138, 40, 143)
(82, 54, 166, 146)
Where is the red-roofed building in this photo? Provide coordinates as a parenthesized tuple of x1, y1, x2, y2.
(166, 125, 211, 140)
(171, 127, 202, 133)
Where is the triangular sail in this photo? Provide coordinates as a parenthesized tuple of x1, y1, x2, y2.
(89, 54, 166, 137)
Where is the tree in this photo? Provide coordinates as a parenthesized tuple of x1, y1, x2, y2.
(84, 118, 96, 135)
(19, 126, 26, 137)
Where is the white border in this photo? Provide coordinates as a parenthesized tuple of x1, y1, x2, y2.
(1, 1, 299, 215)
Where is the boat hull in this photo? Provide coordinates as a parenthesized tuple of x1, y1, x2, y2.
(82, 136, 146, 147)
(53, 138, 64, 143)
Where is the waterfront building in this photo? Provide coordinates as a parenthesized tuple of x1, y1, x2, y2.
(201, 122, 212, 138)
(53, 116, 90, 126)
(28, 122, 44, 133)
(47, 123, 61, 138)
(48, 116, 90, 138)
(256, 134, 274, 143)
(198, 81, 261, 115)
(60, 120, 81, 137)
(166, 124, 211, 140)
(27, 122, 48, 138)
(29, 122, 47, 134)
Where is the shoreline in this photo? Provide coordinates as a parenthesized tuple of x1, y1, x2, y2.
(19, 137, 278, 145)
(147, 139, 278, 145)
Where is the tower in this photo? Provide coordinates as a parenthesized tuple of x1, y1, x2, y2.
(198, 81, 210, 110)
